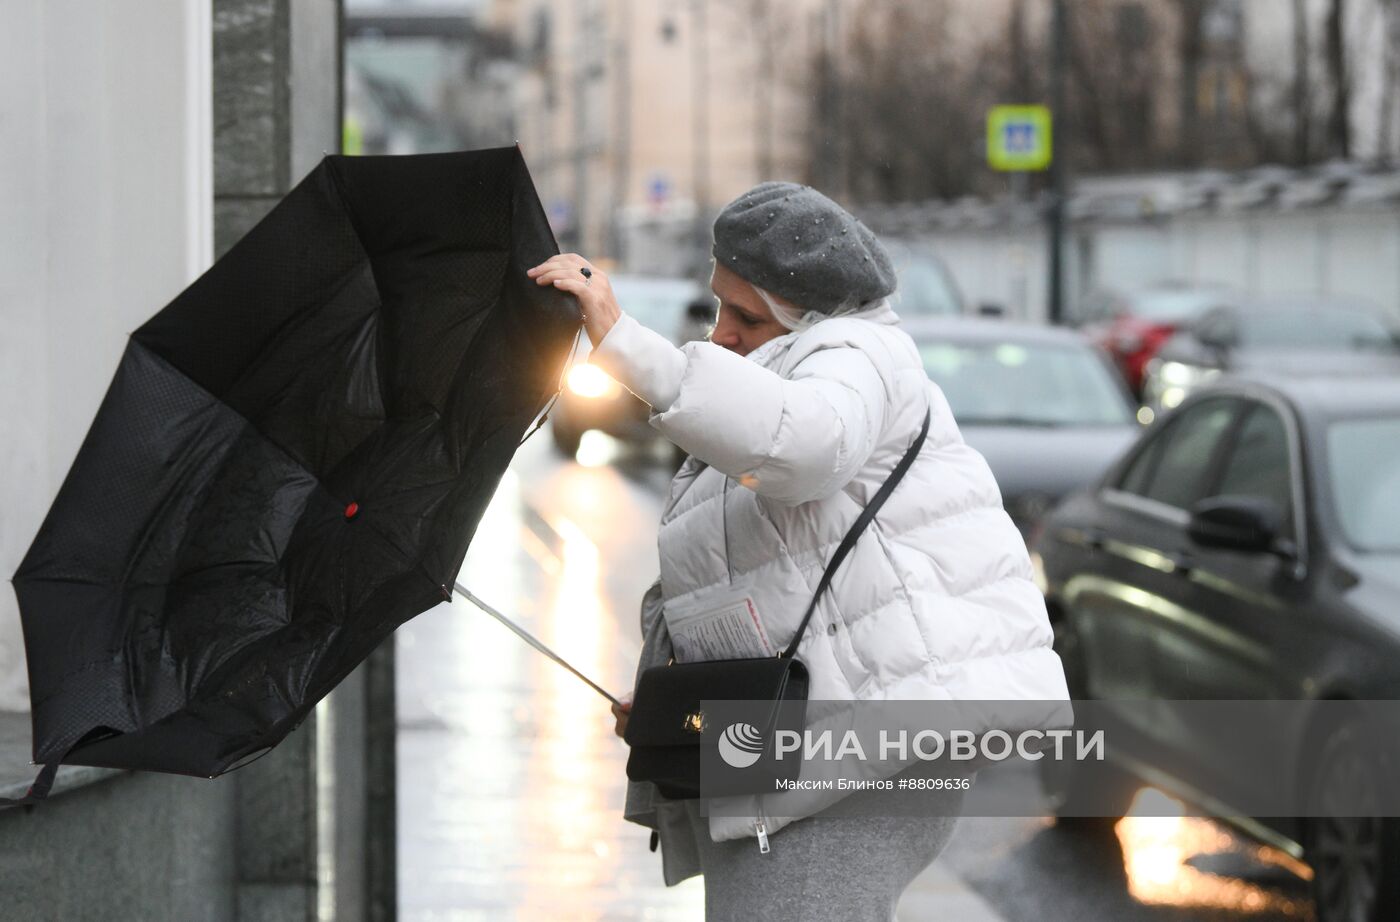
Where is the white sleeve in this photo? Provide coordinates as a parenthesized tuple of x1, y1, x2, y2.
(591, 313, 887, 505)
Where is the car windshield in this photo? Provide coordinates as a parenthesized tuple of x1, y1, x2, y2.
(1129, 290, 1229, 322)
(1327, 416, 1400, 553)
(891, 256, 963, 317)
(918, 339, 1133, 426)
(609, 278, 700, 337)
(1237, 308, 1398, 351)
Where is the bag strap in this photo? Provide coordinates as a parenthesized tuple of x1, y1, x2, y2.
(0, 762, 58, 809)
(0, 723, 117, 810)
(781, 406, 932, 660)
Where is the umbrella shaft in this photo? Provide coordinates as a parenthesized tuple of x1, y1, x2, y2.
(452, 583, 623, 709)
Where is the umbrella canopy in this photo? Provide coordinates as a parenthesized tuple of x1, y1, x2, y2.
(10, 146, 578, 789)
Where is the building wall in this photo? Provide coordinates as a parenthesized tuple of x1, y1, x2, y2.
(0, 0, 214, 713)
(0, 768, 239, 921)
(501, 0, 823, 270)
(0, 6, 388, 921)
(910, 199, 1400, 323)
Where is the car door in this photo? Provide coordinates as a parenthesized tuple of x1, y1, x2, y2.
(1067, 396, 1243, 734)
(1151, 397, 1308, 806)
(1153, 398, 1303, 699)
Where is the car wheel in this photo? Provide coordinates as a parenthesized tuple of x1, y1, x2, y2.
(551, 421, 582, 459)
(1038, 617, 1136, 833)
(1306, 720, 1400, 922)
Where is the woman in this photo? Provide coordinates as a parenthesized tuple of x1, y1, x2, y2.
(529, 182, 1069, 920)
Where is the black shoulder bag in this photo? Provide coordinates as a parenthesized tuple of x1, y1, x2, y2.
(623, 407, 931, 800)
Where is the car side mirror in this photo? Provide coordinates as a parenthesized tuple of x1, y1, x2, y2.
(1186, 495, 1282, 554)
(1196, 323, 1236, 353)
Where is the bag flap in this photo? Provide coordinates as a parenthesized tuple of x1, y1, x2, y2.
(624, 656, 808, 748)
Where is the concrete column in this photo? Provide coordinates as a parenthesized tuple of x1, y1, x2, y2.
(364, 638, 398, 922)
(235, 731, 319, 922)
(211, 6, 396, 922)
(213, 0, 342, 256)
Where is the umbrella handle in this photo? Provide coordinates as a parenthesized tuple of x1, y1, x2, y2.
(451, 583, 624, 709)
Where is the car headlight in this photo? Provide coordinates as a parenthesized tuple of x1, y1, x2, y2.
(1149, 362, 1221, 409)
(566, 363, 622, 399)
(1158, 360, 1202, 386)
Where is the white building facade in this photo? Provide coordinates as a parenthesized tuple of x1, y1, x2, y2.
(0, 1, 214, 711)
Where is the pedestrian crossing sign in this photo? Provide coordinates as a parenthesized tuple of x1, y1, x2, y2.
(987, 105, 1053, 172)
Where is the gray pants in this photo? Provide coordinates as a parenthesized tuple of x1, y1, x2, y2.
(682, 786, 964, 922)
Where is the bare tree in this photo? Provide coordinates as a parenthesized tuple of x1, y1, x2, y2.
(808, 0, 1000, 202)
(1008, 0, 1037, 101)
(1293, 0, 1314, 163)
(800, 0, 1355, 206)
(1177, 0, 1211, 166)
(1325, 0, 1351, 157)
(1065, 0, 1173, 172)
(1379, 0, 1400, 159)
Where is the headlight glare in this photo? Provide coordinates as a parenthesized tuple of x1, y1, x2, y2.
(567, 363, 621, 399)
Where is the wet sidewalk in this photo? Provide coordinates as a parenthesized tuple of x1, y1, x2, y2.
(395, 438, 1003, 921)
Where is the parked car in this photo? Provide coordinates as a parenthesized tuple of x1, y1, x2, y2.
(906, 317, 1140, 543)
(1141, 298, 1400, 415)
(1077, 284, 1238, 398)
(550, 274, 703, 458)
(884, 240, 967, 317)
(1034, 373, 1400, 921)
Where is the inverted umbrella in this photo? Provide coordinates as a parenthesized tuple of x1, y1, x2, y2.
(6, 146, 579, 804)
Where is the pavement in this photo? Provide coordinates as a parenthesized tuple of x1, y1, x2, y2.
(395, 433, 1007, 921)
(899, 862, 1004, 921)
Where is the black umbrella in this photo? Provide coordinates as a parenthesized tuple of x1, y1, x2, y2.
(5, 146, 579, 804)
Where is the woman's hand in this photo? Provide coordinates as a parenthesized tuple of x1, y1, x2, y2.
(528, 254, 622, 349)
(611, 693, 633, 739)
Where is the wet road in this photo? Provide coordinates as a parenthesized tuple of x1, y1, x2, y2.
(395, 431, 1318, 922)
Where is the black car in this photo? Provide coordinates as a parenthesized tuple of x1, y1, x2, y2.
(1140, 298, 1400, 417)
(905, 316, 1141, 542)
(1034, 373, 1400, 921)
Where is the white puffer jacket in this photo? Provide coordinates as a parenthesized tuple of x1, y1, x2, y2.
(593, 300, 1069, 845)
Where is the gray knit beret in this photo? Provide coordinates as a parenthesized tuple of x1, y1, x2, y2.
(711, 181, 897, 315)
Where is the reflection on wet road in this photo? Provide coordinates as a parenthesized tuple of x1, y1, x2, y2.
(395, 434, 1318, 922)
(1116, 791, 1312, 917)
(398, 437, 700, 921)
(940, 748, 1315, 921)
